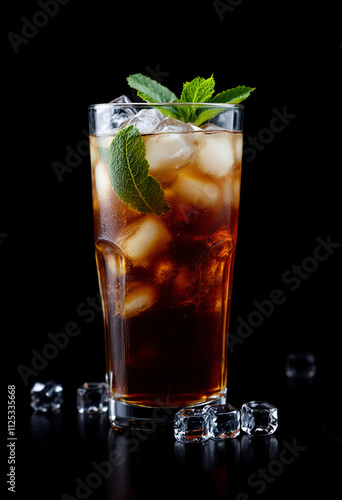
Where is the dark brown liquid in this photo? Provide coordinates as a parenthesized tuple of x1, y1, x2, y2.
(91, 130, 242, 407)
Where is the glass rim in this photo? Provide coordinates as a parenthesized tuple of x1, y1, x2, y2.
(88, 102, 244, 110)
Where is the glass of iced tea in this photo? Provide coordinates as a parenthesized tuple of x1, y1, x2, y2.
(88, 99, 244, 430)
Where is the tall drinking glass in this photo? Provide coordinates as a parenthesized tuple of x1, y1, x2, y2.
(88, 103, 244, 430)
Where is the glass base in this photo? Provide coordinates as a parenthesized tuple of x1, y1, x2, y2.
(108, 391, 227, 431)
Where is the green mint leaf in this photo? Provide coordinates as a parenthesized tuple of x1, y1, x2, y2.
(127, 73, 181, 120)
(179, 75, 216, 122)
(195, 85, 255, 126)
(127, 73, 178, 104)
(136, 94, 180, 120)
(126, 73, 254, 125)
(127, 73, 179, 102)
(180, 75, 216, 103)
(194, 108, 225, 127)
(210, 85, 255, 104)
(105, 125, 169, 215)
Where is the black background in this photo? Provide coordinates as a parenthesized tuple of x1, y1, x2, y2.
(1, 1, 342, 499)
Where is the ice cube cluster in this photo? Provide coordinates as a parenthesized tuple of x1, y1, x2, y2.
(29, 382, 278, 439)
(30, 381, 110, 415)
(94, 96, 165, 135)
(90, 96, 243, 321)
(174, 400, 278, 443)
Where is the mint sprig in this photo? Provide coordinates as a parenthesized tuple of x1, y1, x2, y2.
(98, 125, 169, 215)
(127, 74, 180, 119)
(179, 75, 216, 123)
(96, 74, 254, 216)
(127, 73, 255, 126)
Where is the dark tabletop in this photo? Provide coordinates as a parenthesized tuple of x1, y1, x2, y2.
(3, 363, 341, 500)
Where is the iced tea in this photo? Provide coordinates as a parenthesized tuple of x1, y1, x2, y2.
(89, 114, 242, 412)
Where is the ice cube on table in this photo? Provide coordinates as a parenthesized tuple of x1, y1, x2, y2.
(123, 285, 157, 318)
(241, 401, 278, 436)
(195, 132, 235, 178)
(125, 109, 164, 134)
(174, 408, 210, 443)
(30, 381, 63, 412)
(174, 172, 221, 209)
(285, 352, 316, 379)
(119, 216, 171, 266)
(94, 160, 113, 202)
(205, 404, 240, 439)
(77, 382, 108, 414)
